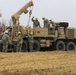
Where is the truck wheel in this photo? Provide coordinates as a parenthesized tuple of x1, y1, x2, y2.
(67, 42, 76, 50)
(22, 41, 28, 52)
(56, 41, 65, 50)
(33, 40, 40, 52)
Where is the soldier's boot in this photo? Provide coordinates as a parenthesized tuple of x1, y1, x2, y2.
(5, 49, 7, 52)
(19, 48, 21, 52)
(2, 45, 5, 52)
(14, 46, 16, 52)
(0, 44, 1, 52)
(30, 46, 33, 52)
(19, 44, 22, 52)
(17, 47, 19, 52)
(20, 46, 22, 52)
(16, 45, 19, 52)
(5, 45, 8, 52)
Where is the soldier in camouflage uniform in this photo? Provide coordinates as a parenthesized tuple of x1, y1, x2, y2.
(32, 16, 41, 28)
(42, 17, 50, 30)
(2, 31, 9, 52)
(50, 19, 56, 34)
(16, 31, 23, 52)
(28, 31, 33, 52)
(0, 36, 2, 52)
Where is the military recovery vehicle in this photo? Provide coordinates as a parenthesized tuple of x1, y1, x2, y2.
(1, 0, 76, 52)
(12, 21, 76, 52)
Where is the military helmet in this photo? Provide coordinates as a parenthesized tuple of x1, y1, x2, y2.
(5, 30, 8, 34)
(35, 17, 38, 20)
(42, 17, 45, 20)
(50, 19, 52, 21)
(30, 31, 33, 35)
(18, 31, 21, 34)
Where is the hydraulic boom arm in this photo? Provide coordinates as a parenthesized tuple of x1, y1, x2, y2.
(11, 0, 33, 24)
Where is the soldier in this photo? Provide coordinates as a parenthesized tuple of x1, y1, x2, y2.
(28, 30, 33, 52)
(0, 33, 3, 52)
(32, 16, 41, 28)
(42, 17, 50, 29)
(2, 30, 9, 52)
(0, 36, 2, 52)
(16, 31, 23, 52)
(50, 19, 57, 34)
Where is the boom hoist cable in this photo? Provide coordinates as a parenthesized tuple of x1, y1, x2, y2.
(27, 4, 33, 35)
(27, 6, 33, 27)
(27, 0, 33, 26)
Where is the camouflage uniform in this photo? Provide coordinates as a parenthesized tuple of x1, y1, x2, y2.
(32, 17, 41, 28)
(42, 18, 50, 29)
(0, 39, 2, 52)
(2, 32, 9, 52)
(50, 20, 56, 34)
(16, 32, 23, 52)
(28, 32, 33, 52)
(0, 33, 3, 52)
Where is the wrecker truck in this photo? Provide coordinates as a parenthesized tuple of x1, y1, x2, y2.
(0, 0, 76, 52)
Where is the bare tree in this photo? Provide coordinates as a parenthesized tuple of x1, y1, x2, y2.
(8, 19, 13, 26)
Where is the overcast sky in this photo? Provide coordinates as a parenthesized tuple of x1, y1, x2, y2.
(0, 0, 76, 27)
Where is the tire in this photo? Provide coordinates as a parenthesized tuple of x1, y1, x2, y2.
(22, 41, 28, 52)
(59, 22, 68, 28)
(33, 40, 40, 52)
(56, 41, 65, 50)
(67, 42, 76, 50)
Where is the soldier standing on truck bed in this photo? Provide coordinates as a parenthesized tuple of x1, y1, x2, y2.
(16, 31, 23, 52)
(32, 16, 41, 28)
(50, 19, 57, 34)
(42, 17, 50, 30)
(2, 30, 9, 52)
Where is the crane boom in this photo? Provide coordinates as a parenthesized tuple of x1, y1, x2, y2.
(12, 0, 33, 22)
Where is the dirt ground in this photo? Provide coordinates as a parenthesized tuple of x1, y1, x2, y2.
(0, 51, 76, 75)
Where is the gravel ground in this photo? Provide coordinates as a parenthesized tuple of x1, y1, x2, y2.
(0, 51, 76, 75)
